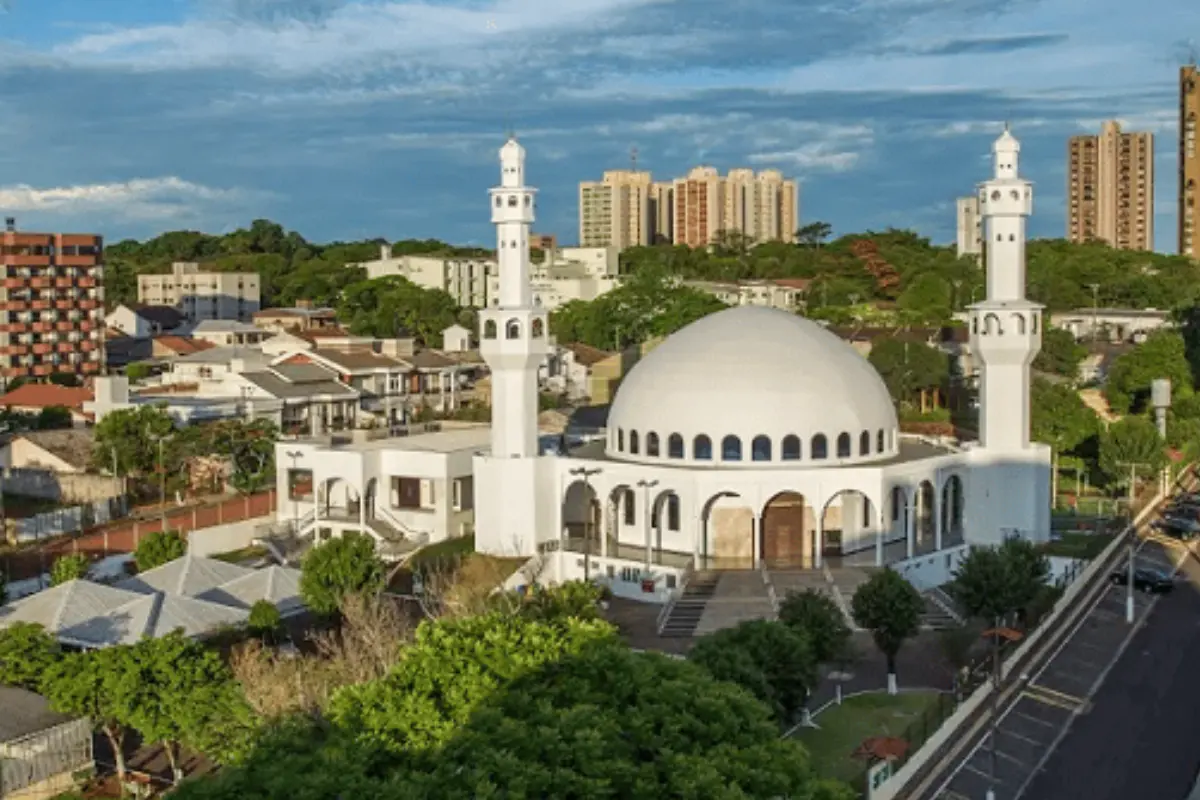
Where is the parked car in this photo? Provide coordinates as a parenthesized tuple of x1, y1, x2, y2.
(1109, 567, 1175, 593)
(1154, 518, 1200, 540)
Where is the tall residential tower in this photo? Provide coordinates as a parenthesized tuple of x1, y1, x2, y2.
(1067, 120, 1154, 251)
(1181, 64, 1199, 257)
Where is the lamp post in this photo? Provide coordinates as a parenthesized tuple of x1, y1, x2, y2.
(147, 430, 173, 533)
(1087, 283, 1100, 342)
(285, 450, 304, 534)
(637, 478, 659, 570)
(1116, 460, 1152, 624)
(569, 466, 602, 581)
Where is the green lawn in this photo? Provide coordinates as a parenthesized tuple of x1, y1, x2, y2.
(1043, 532, 1114, 560)
(792, 691, 943, 785)
(210, 545, 270, 564)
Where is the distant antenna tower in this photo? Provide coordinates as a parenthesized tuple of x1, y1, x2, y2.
(630, 145, 638, 172)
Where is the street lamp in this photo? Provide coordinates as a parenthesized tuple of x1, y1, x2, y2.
(569, 466, 602, 581)
(636, 478, 659, 569)
(285, 450, 304, 535)
(981, 622, 1023, 800)
(1116, 460, 1153, 624)
(146, 430, 173, 532)
(1087, 283, 1100, 343)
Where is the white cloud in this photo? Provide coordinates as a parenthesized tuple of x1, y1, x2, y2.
(747, 145, 862, 173)
(932, 119, 1051, 137)
(0, 177, 267, 221)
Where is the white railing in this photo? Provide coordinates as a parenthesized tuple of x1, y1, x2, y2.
(760, 559, 780, 619)
(374, 505, 432, 540)
(656, 556, 695, 634)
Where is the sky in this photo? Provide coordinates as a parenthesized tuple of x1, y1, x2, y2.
(0, 0, 1196, 251)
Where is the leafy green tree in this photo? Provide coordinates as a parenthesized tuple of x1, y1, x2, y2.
(1099, 416, 1167, 487)
(299, 533, 385, 615)
(36, 406, 74, 430)
(0, 622, 62, 691)
(796, 220, 833, 247)
(778, 588, 851, 664)
(49, 553, 90, 586)
(689, 619, 817, 723)
(505, 580, 603, 622)
(867, 338, 950, 406)
(135, 529, 187, 572)
(850, 568, 923, 694)
(125, 362, 153, 381)
(1031, 377, 1101, 502)
(897, 272, 953, 324)
(180, 418, 278, 494)
(1104, 330, 1193, 414)
(339, 276, 462, 345)
(42, 647, 138, 780)
(1034, 326, 1087, 378)
(949, 537, 1050, 625)
(91, 404, 177, 477)
(247, 600, 283, 641)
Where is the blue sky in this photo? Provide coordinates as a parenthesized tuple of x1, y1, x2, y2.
(0, 0, 1196, 251)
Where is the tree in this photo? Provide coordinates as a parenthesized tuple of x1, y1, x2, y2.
(91, 404, 176, 477)
(778, 588, 851, 664)
(1099, 416, 1168, 488)
(36, 405, 74, 430)
(135, 529, 187, 572)
(1034, 326, 1086, 378)
(1031, 377, 1100, 503)
(42, 647, 138, 780)
(181, 418, 278, 494)
(247, 600, 282, 641)
(949, 537, 1050, 625)
(299, 533, 385, 616)
(688, 619, 817, 723)
(125, 362, 153, 381)
(867, 338, 950, 407)
(0, 622, 62, 691)
(1104, 330, 1193, 414)
(49, 553, 90, 586)
(850, 568, 923, 694)
(796, 221, 833, 247)
(505, 580, 603, 622)
(897, 272, 952, 324)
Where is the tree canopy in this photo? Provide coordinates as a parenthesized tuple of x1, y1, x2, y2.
(0, 622, 61, 691)
(1031, 378, 1100, 455)
(949, 538, 1051, 624)
(299, 533, 386, 615)
(850, 569, 923, 685)
(867, 339, 950, 404)
(1104, 330, 1193, 414)
(134, 529, 188, 572)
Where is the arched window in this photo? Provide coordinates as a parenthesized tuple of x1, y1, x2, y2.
(1012, 313, 1026, 334)
(617, 428, 624, 451)
(482, 319, 497, 339)
(721, 435, 742, 461)
(524, 196, 531, 206)
(507, 195, 518, 207)
(876, 429, 885, 453)
(751, 435, 771, 461)
(693, 435, 712, 460)
(972, 316, 978, 334)
(531, 318, 544, 338)
(811, 434, 828, 460)
(505, 319, 520, 339)
(629, 431, 640, 455)
(667, 433, 684, 458)
(837, 433, 851, 458)
(859, 431, 870, 456)
(623, 489, 635, 525)
(494, 196, 501, 207)
(781, 435, 801, 460)
(984, 313, 1002, 335)
(1031, 313, 1039, 334)
(646, 432, 660, 457)
(666, 495, 680, 531)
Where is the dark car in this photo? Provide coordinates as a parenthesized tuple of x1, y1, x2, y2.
(1153, 518, 1200, 540)
(1109, 568, 1174, 593)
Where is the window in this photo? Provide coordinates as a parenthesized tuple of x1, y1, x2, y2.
(877, 429, 885, 452)
(646, 432, 660, 457)
(859, 431, 870, 456)
(837, 433, 851, 458)
(667, 433, 684, 458)
(507, 195, 518, 207)
(483, 319, 497, 339)
(811, 434, 828, 459)
(452, 476, 474, 511)
(505, 319, 520, 339)
(531, 318, 544, 337)
(694, 434, 712, 460)
(288, 469, 313, 500)
(524, 196, 531, 206)
(751, 435, 771, 461)
(390, 476, 433, 510)
(623, 489, 635, 525)
(666, 495, 680, 531)
(617, 428, 624, 450)
(781, 435, 800, 460)
(629, 430, 640, 455)
(721, 435, 742, 461)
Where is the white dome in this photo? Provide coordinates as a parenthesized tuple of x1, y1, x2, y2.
(605, 306, 900, 468)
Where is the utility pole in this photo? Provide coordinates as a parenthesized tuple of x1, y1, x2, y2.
(569, 466, 602, 581)
(637, 478, 659, 570)
(1087, 283, 1100, 343)
(286, 450, 303, 535)
(1116, 460, 1152, 623)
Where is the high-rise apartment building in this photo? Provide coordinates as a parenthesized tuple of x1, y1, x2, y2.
(956, 196, 983, 257)
(577, 170, 652, 249)
(1067, 120, 1154, 251)
(0, 218, 105, 384)
(650, 182, 674, 243)
(723, 169, 799, 245)
(138, 262, 261, 323)
(673, 166, 724, 247)
(1180, 64, 1199, 257)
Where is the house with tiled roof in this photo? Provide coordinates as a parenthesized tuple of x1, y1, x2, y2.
(151, 335, 216, 358)
(104, 303, 186, 338)
(0, 383, 93, 424)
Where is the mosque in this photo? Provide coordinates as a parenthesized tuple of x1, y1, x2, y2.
(473, 128, 1052, 589)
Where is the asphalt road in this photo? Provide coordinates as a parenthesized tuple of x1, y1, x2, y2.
(1021, 546, 1200, 800)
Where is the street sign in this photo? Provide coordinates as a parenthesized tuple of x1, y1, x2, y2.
(867, 758, 894, 798)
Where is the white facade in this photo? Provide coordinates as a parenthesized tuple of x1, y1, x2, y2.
(138, 262, 261, 323)
(956, 195, 983, 258)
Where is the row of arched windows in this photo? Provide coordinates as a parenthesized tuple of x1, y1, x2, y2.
(972, 311, 1039, 337)
(481, 317, 545, 340)
(613, 428, 892, 462)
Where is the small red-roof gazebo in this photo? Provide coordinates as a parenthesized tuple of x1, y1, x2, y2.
(852, 736, 910, 762)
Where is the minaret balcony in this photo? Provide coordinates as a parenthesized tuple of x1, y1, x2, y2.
(479, 307, 552, 367)
(979, 183, 1033, 217)
(969, 302, 1043, 364)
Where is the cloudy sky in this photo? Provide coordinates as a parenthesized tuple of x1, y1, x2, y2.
(0, 0, 1195, 250)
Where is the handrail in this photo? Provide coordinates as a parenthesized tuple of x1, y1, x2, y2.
(373, 505, 432, 540)
(760, 559, 780, 619)
(656, 556, 695, 634)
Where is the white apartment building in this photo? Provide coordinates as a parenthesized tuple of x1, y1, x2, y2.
(137, 262, 261, 324)
(358, 246, 493, 308)
(683, 278, 810, 311)
(487, 246, 621, 311)
(956, 196, 983, 258)
(578, 170, 654, 249)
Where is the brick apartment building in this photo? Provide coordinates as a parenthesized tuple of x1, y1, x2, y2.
(0, 218, 105, 386)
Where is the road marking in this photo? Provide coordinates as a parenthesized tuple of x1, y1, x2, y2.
(1011, 710, 1057, 730)
(963, 762, 996, 782)
(1022, 688, 1081, 712)
(997, 726, 1048, 747)
(1029, 683, 1085, 704)
(996, 748, 1027, 766)
(942, 791, 971, 800)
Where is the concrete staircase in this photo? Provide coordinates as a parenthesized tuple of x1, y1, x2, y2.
(920, 586, 965, 630)
(659, 571, 720, 638)
(692, 570, 776, 636)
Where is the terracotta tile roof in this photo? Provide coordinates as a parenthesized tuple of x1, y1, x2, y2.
(153, 335, 215, 355)
(0, 383, 93, 410)
(310, 348, 404, 371)
(404, 349, 458, 370)
(565, 342, 614, 367)
(297, 328, 351, 342)
(772, 278, 813, 291)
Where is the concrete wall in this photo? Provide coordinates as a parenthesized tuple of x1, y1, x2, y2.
(892, 544, 971, 591)
(8, 497, 128, 543)
(187, 516, 272, 557)
(3, 468, 122, 505)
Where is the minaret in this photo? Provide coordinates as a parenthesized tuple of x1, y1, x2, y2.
(478, 137, 550, 458)
(969, 127, 1042, 451)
